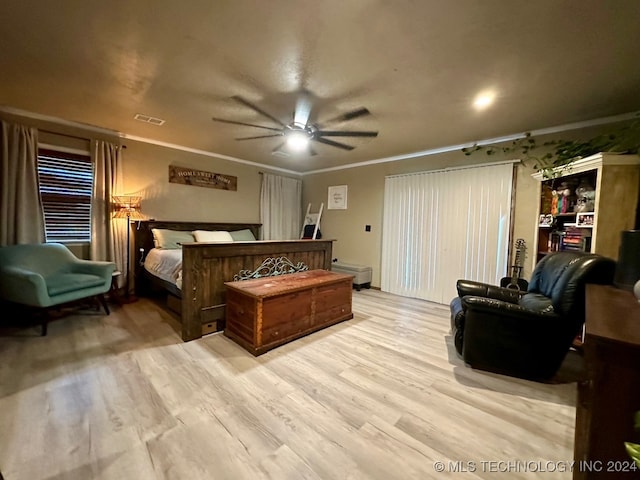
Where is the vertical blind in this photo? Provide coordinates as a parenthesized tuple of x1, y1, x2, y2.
(381, 162, 514, 304)
(37, 149, 94, 243)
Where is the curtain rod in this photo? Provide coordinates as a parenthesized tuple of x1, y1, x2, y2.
(39, 129, 127, 148)
(258, 171, 302, 179)
(40, 129, 90, 142)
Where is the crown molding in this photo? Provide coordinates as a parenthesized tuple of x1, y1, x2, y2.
(0, 105, 119, 136)
(2, 104, 637, 178)
(301, 111, 640, 175)
(0, 105, 302, 176)
(121, 134, 301, 176)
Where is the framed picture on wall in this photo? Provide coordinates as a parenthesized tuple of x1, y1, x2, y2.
(328, 185, 348, 210)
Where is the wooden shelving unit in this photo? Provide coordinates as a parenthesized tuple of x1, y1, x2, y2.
(532, 153, 640, 271)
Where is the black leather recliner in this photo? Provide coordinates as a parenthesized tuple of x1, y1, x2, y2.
(450, 251, 615, 380)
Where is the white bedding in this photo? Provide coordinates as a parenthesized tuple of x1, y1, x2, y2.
(144, 248, 183, 289)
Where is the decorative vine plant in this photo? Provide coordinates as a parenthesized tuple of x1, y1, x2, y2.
(626, 411, 640, 468)
(461, 115, 640, 178)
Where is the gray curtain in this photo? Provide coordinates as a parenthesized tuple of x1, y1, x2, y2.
(260, 173, 302, 240)
(0, 121, 45, 246)
(90, 140, 126, 288)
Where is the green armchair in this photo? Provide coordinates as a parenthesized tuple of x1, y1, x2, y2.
(0, 243, 116, 335)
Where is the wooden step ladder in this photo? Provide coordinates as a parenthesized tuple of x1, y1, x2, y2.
(300, 203, 324, 239)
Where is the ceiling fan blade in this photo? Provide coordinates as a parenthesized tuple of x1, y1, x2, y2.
(232, 95, 287, 128)
(293, 93, 312, 127)
(312, 137, 355, 151)
(211, 117, 282, 132)
(236, 134, 283, 140)
(324, 107, 371, 124)
(316, 130, 378, 138)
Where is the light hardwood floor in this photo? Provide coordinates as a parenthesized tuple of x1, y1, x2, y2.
(0, 290, 579, 480)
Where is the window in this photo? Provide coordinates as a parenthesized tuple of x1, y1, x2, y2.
(37, 149, 94, 243)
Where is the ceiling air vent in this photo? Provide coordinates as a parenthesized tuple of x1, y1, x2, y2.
(134, 113, 165, 126)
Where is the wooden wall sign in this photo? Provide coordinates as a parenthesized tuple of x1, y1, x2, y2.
(169, 165, 237, 191)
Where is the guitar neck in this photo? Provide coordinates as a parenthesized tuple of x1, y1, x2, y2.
(511, 241, 526, 279)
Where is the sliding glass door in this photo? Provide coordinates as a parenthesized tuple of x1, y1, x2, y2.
(381, 162, 514, 304)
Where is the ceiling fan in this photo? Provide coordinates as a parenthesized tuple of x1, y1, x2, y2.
(212, 95, 378, 156)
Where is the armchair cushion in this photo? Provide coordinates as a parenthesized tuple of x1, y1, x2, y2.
(46, 273, 106, 297)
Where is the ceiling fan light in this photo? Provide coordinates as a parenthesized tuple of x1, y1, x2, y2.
(286, 131, 310, 151)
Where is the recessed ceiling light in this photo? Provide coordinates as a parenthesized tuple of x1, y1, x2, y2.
(473, 91, 496, 110)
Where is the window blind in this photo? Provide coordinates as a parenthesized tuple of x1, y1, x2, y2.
(381, 162, 513, 304)
(37, 149, 94, 243)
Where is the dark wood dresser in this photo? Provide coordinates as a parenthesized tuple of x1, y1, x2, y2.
(573, 284, 640, 479)
(224, 269, 354, 355)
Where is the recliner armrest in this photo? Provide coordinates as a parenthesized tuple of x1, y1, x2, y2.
(461, 295, 557, 321)
(456, 280, 522, 304)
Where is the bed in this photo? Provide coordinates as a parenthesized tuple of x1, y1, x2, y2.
(133, 220, 334, 341)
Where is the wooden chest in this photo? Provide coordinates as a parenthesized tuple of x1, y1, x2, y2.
(224, 269, 354, 355)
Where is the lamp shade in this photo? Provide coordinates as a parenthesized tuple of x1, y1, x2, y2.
(112, 195, 143, 219)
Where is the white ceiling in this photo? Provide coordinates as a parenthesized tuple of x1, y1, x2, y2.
(2, 0, 640, 173)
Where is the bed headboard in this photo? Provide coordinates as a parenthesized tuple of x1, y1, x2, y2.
(133, 220, 262, 260)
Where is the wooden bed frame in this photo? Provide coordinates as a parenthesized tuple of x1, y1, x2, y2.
(133, 220, 334, 341)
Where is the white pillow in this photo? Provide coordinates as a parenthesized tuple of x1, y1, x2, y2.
(192, 230, 234, 243)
